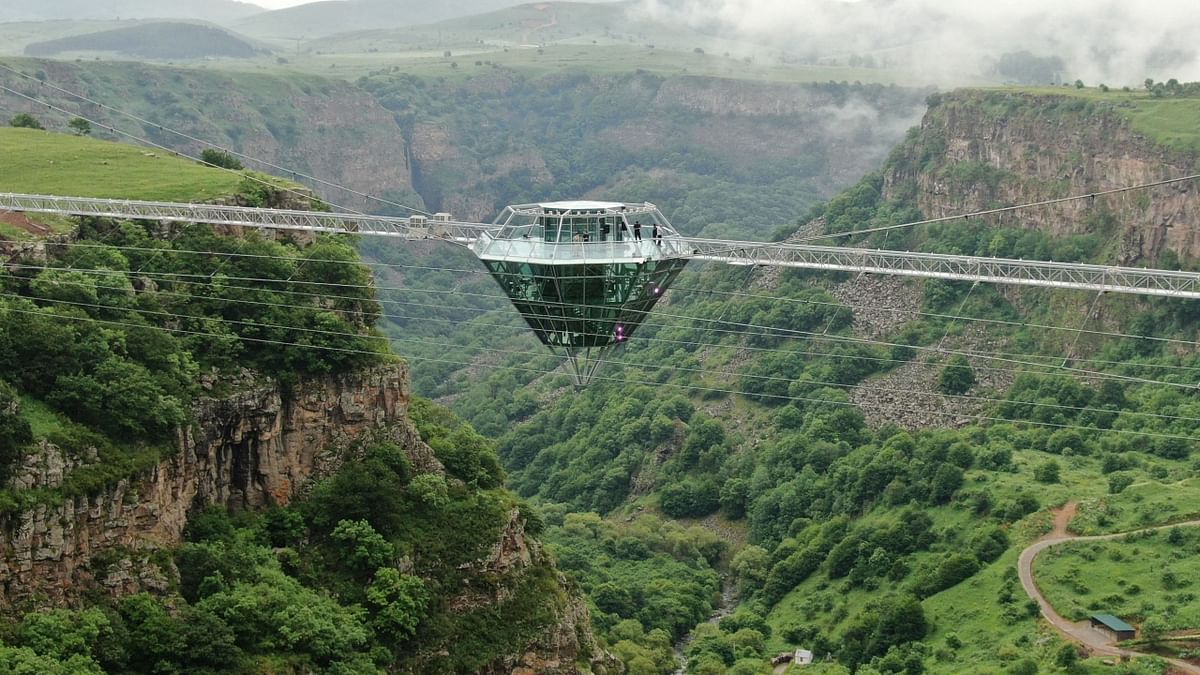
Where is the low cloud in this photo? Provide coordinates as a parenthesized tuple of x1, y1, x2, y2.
(633, 0, 1200, 86)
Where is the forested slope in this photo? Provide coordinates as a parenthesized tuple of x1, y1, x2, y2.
(0, 129, 606, 674)
(411, 87, 1200, 674)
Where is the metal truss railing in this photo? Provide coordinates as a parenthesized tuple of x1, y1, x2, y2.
(0, 192, 494, 244)
(676, 238, 1200, 299)
(5, 191, 1200, 299)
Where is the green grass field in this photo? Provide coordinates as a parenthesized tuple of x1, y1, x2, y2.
(990, 86, 1200, 154)
(1038, 526, 1200, 632)
(0, 126, 244, 202)
(758, 445, 1198, 673)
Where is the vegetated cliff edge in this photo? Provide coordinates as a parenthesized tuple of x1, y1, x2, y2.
(1, 364, 606, 673)
(0, 180, 608, 672)
(0, 365, 421, 606)
(788, 87, 1200, 429)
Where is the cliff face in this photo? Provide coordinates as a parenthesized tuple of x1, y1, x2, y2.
(0, 362, 606, 672)
(884, 92, 1199, 263)
(0, 364, 422, 608)
(397, 73, 927, 223)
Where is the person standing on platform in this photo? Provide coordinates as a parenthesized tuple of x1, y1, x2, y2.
(633, 220, 642, 241)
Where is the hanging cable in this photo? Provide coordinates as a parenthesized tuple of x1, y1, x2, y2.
(3, 300, 1196, 443)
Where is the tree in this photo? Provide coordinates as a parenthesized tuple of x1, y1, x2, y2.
(366, 568, 428, 642)
(732, 545, 770, 596)
(937, 355, 975, 395)
(9, 113, 43, 130)
(68, 117, 92, 135)
(1142, 615, 1167, 645)
(1033, 459, 1061, 484)
(0, 381, 31, 481)
(330, 519, 394, 576)
(929, 464, 964, 504)
(200, 148, 243, 170)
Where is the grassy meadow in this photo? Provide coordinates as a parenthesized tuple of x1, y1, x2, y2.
(1037, 526, 1200, 632)
(0, 126, 243, 201)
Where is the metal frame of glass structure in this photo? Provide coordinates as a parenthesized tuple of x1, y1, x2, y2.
(472, 201, 689, 385)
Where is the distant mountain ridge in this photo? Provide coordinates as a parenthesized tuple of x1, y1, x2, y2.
(0, 0, 263, 23)
(233, 0, 618, 40)
(24, 22, 262, 59)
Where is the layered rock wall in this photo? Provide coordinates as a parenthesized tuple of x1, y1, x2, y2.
(884, 93, 1199, 263)
(0, 364, 428, 609)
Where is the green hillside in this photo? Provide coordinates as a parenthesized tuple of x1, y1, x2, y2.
(306, 1, 719, 54)
(24, 22, 261, 60)
(0, 130, 586, 672)
(377, 87, 1200, 674)
(0, 126, 244, 201)
(232, 0, 522, 41)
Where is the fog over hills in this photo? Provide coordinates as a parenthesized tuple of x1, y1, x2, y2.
(634, 0, 1200, 84)
(233, 0, 623, 39)
(0, 0, 264, 23)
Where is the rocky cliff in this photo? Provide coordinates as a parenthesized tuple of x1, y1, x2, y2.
(0, 362, 607, 673)
(0, 364, 423, 608)
(389, 72, 928, 225)
(884, 91, 1200, 263)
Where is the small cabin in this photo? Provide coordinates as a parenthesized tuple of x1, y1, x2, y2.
(794, 648, 814, 665)
(1090, 614, 1136, 641)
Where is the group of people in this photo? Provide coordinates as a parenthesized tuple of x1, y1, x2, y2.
(630, 220, 663, 245)
(572, 220, 662, 245)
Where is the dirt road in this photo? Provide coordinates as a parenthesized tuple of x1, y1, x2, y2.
(1018, 502, 1200, 674)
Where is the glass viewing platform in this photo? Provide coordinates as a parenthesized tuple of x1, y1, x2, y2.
(471, 201, 690, 385)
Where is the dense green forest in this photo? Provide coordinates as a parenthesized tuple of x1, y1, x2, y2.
(359, 89, 1200, 673)
(5, 68, 1200, 674)
(0, 155, 592, 672)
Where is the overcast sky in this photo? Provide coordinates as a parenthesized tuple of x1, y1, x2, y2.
(252, 0, 314, 8)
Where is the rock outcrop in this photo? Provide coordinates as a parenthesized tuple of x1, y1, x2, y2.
(884, 92, 1199, 263)
(0, 363, 423, 609)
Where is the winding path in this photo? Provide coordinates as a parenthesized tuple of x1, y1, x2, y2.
(1018, 502, 1200, 674)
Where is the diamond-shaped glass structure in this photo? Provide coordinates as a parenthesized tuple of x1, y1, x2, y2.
(472, 201, 690, 386)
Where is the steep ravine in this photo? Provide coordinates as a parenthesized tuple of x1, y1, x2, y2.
(0, 365, 421, 607)
(0, 362, 607, 672)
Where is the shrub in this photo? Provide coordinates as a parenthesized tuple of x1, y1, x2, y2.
(937, 355, 975, 395)
(1107, 471, 1135, 494)
(9, 113, 43, 129)
(1033, 459, 1061, 484)
(200, 148, 243, 170)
